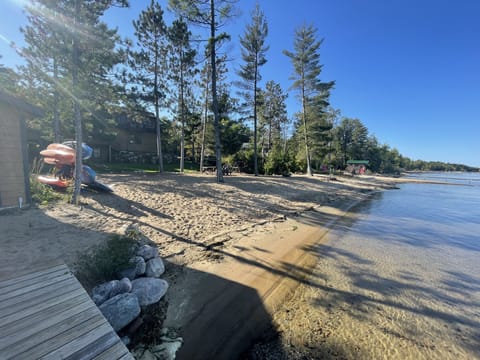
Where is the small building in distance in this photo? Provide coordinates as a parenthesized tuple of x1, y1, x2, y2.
(0, 90, 42, 209)
(346, 160, 369, 175)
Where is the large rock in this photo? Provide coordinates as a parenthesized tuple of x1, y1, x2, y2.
(92, 280, 117, 306)
(99, 293, 141, 331)
(137, 245, 159, 261)
(145, 257, 165, 278)
(118, 256, 146, 280)
(131, 277, 168, 306)
(118, 267, 136, 281)
(91, 278, 132, 306)
(131, 256, 146, 276)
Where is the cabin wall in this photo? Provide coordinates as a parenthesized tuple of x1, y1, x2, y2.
(0, 103, 29, 209)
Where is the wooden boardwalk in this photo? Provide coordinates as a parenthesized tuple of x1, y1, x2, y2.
(0, 263, 133, 360)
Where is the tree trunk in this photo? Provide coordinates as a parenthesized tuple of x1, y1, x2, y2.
(199, 73, 209, 171)
(179, 56, 185, 173)
(71, 0, 82, 205)
(53, 57, 60, 143)
(302, 86, 312, 176)
(154, 45, 164, 173)
(253, 61, 258, 176)
(210, 0, 223, 183)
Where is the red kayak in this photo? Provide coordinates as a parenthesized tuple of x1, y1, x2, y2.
(37, 175, 70, 188)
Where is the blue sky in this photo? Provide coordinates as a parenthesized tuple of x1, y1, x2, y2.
(1, 0, 479, 167)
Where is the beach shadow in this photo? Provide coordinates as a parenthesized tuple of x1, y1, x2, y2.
(162, 260, 287, 360)
(83, 191, 173, 220)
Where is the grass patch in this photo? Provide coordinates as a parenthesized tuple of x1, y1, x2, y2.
(91, 161, 200, 174)
(74, 234, 138, 290)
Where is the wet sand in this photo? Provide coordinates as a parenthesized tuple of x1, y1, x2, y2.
(247, 191, 480, 360)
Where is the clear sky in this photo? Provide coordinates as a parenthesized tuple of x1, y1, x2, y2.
(1, 0, 479, 167)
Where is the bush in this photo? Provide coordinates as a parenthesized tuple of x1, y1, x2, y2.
(265, 145, 297, 175)
(74, 235, 138, 290)
(29, 158, 68, 205)
(231, 149, 264, 174)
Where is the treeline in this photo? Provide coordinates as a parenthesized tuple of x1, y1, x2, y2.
(2, 0, 476, 189)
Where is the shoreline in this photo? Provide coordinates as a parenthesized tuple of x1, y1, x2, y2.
(245, 176, 480, 360)
(0, 172, 400, 358)
(164, 180, 382, 359)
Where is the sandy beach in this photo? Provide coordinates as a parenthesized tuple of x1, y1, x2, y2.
(0, 173, 394, 279)
(0, 172, 409, 358)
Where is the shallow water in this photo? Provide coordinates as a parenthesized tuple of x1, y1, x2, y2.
(265, 174, 480, 359)
(304, 176, 480, 359)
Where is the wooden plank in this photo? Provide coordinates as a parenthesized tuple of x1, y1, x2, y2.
(65, 332, 120, 360)
(0, 304, 98, 352)
(36, 321, 114, 360)
(0, 270, 72, 302)
(0, 287, 85, 327)
(94, 340, 133, 360)
(0, 263, 68, 289)
(118, 353, 136, 360)
(0, 276, 79, 314)
(0, 263, 133, 360)
(7, 315, 108, 360)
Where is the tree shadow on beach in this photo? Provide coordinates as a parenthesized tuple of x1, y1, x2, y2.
(297, 228, 480, 357)
(161, 260, 289, 360)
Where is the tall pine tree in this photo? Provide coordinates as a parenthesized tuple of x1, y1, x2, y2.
(236, 2, 268, 176)
(128, 0, 168, 173)
(169, 0, 238, 183)
(168, 18, 197, 172)
(283, 24, 334, 176)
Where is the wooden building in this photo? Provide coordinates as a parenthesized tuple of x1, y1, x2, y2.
(0, 91, 42, 209)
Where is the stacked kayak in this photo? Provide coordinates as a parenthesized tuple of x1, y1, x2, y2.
(37, 142, 112, 192)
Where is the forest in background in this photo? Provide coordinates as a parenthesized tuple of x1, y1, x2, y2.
(1, 0, 478, 181)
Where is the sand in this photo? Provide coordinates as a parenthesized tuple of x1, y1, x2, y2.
(0, 172, 405, 358)
(0, 172, 391, 279)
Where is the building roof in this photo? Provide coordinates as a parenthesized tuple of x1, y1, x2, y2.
(0, 90, 43, 117)
(347, 160, 369, 165)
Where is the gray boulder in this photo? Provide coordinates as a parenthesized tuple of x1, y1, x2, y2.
(118, 256, 146, 280)
(131, 256, 146, 276)
(137, 245, 159, 261)
(118, 267, 137, 281)
(91, 278, 132, 306)
(131, 277, 169, 306)
(92, 280, 117, 306)
(118, 277, 133, 293)
(99, 293, 141, 331)
(145, 257, 165, 278)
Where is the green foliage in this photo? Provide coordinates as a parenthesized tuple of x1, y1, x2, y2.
(236, 2, 269, 176)
(258, 81, 289, 156)
(264, 143, 291, 175)
(232, 149, 263, 174)
(283, 24, 334, 175)
(19, 0, 127, 144)
(29, 158, 68, 205)
(74, 235, 138, 290)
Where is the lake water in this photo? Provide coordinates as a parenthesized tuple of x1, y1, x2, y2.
(245, 173, 480, 359)
(285, 173, 480, 359)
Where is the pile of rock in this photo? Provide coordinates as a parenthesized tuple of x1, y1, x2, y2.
(91, 244, 169, 338)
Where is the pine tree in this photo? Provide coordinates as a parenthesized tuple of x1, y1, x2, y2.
(168, 18, 197, 172)
(236, 2, 268, 176)
(169, 0, 238, 183)
(128, 0, 168, 173)
(283, 24, 334, 176)
(259, 80, 288, 156)
(19, 0, 128, 204)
